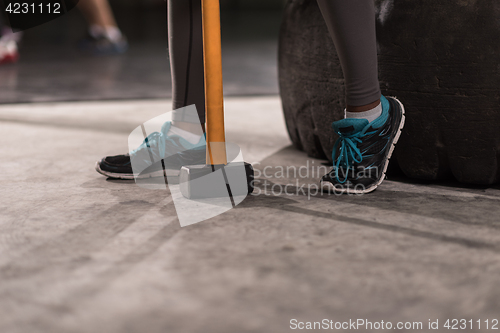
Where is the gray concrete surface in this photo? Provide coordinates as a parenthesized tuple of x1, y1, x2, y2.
(1, 96, 500, 333)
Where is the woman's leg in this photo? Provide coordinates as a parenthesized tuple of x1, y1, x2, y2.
(78, 0, 118, 28)
(77, 0, 127, 54)
(95, 1, 205, 179)
(168, 0, 206, 128)
(316, 0, 381, 112)
(317, 0, 406, 194)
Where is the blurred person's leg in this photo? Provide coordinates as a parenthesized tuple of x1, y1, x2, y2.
(316, 0, 405, 194)
(78, 0, 117, 28)
(78, 0, 128, 54)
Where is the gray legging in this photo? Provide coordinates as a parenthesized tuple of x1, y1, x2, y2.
(167, 0, 381, 124)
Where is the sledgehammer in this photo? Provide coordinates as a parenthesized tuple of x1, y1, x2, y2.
(179, 0, 254, 200)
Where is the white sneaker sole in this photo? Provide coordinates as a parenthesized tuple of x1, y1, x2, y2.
(95, 161, 179, 180)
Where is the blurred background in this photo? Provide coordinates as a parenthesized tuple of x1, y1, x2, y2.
(0, 0, 285, 103)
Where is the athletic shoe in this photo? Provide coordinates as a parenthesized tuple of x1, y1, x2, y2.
(95, 121, 206, 180)
(0, 40, 19, 64)
(78, 32, 128, 55)
(320, 95, 405, 194)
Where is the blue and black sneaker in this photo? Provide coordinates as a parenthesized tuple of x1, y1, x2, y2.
(78, 32, 128, 55)
(95, 122, 206, 180)
(320, 96, 405, 194)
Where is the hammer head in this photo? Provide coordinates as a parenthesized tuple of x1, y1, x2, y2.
(179, 162, 254, 200)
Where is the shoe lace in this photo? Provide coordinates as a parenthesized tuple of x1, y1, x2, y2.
(130, 122, 184, 160)
(332, 130, 365, 184)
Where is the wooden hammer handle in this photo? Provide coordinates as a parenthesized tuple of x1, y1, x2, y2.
(202, 0, 227, 165)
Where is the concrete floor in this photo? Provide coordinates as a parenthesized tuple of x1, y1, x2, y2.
(1, 96, 500, 333)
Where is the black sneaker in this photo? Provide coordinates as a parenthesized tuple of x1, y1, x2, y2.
(320, 95, 405, 194)
(95, 153, 135, 180)
(95, 122, 206, 180)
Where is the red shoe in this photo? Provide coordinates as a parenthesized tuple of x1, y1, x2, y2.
(0, 40, 19, 64)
